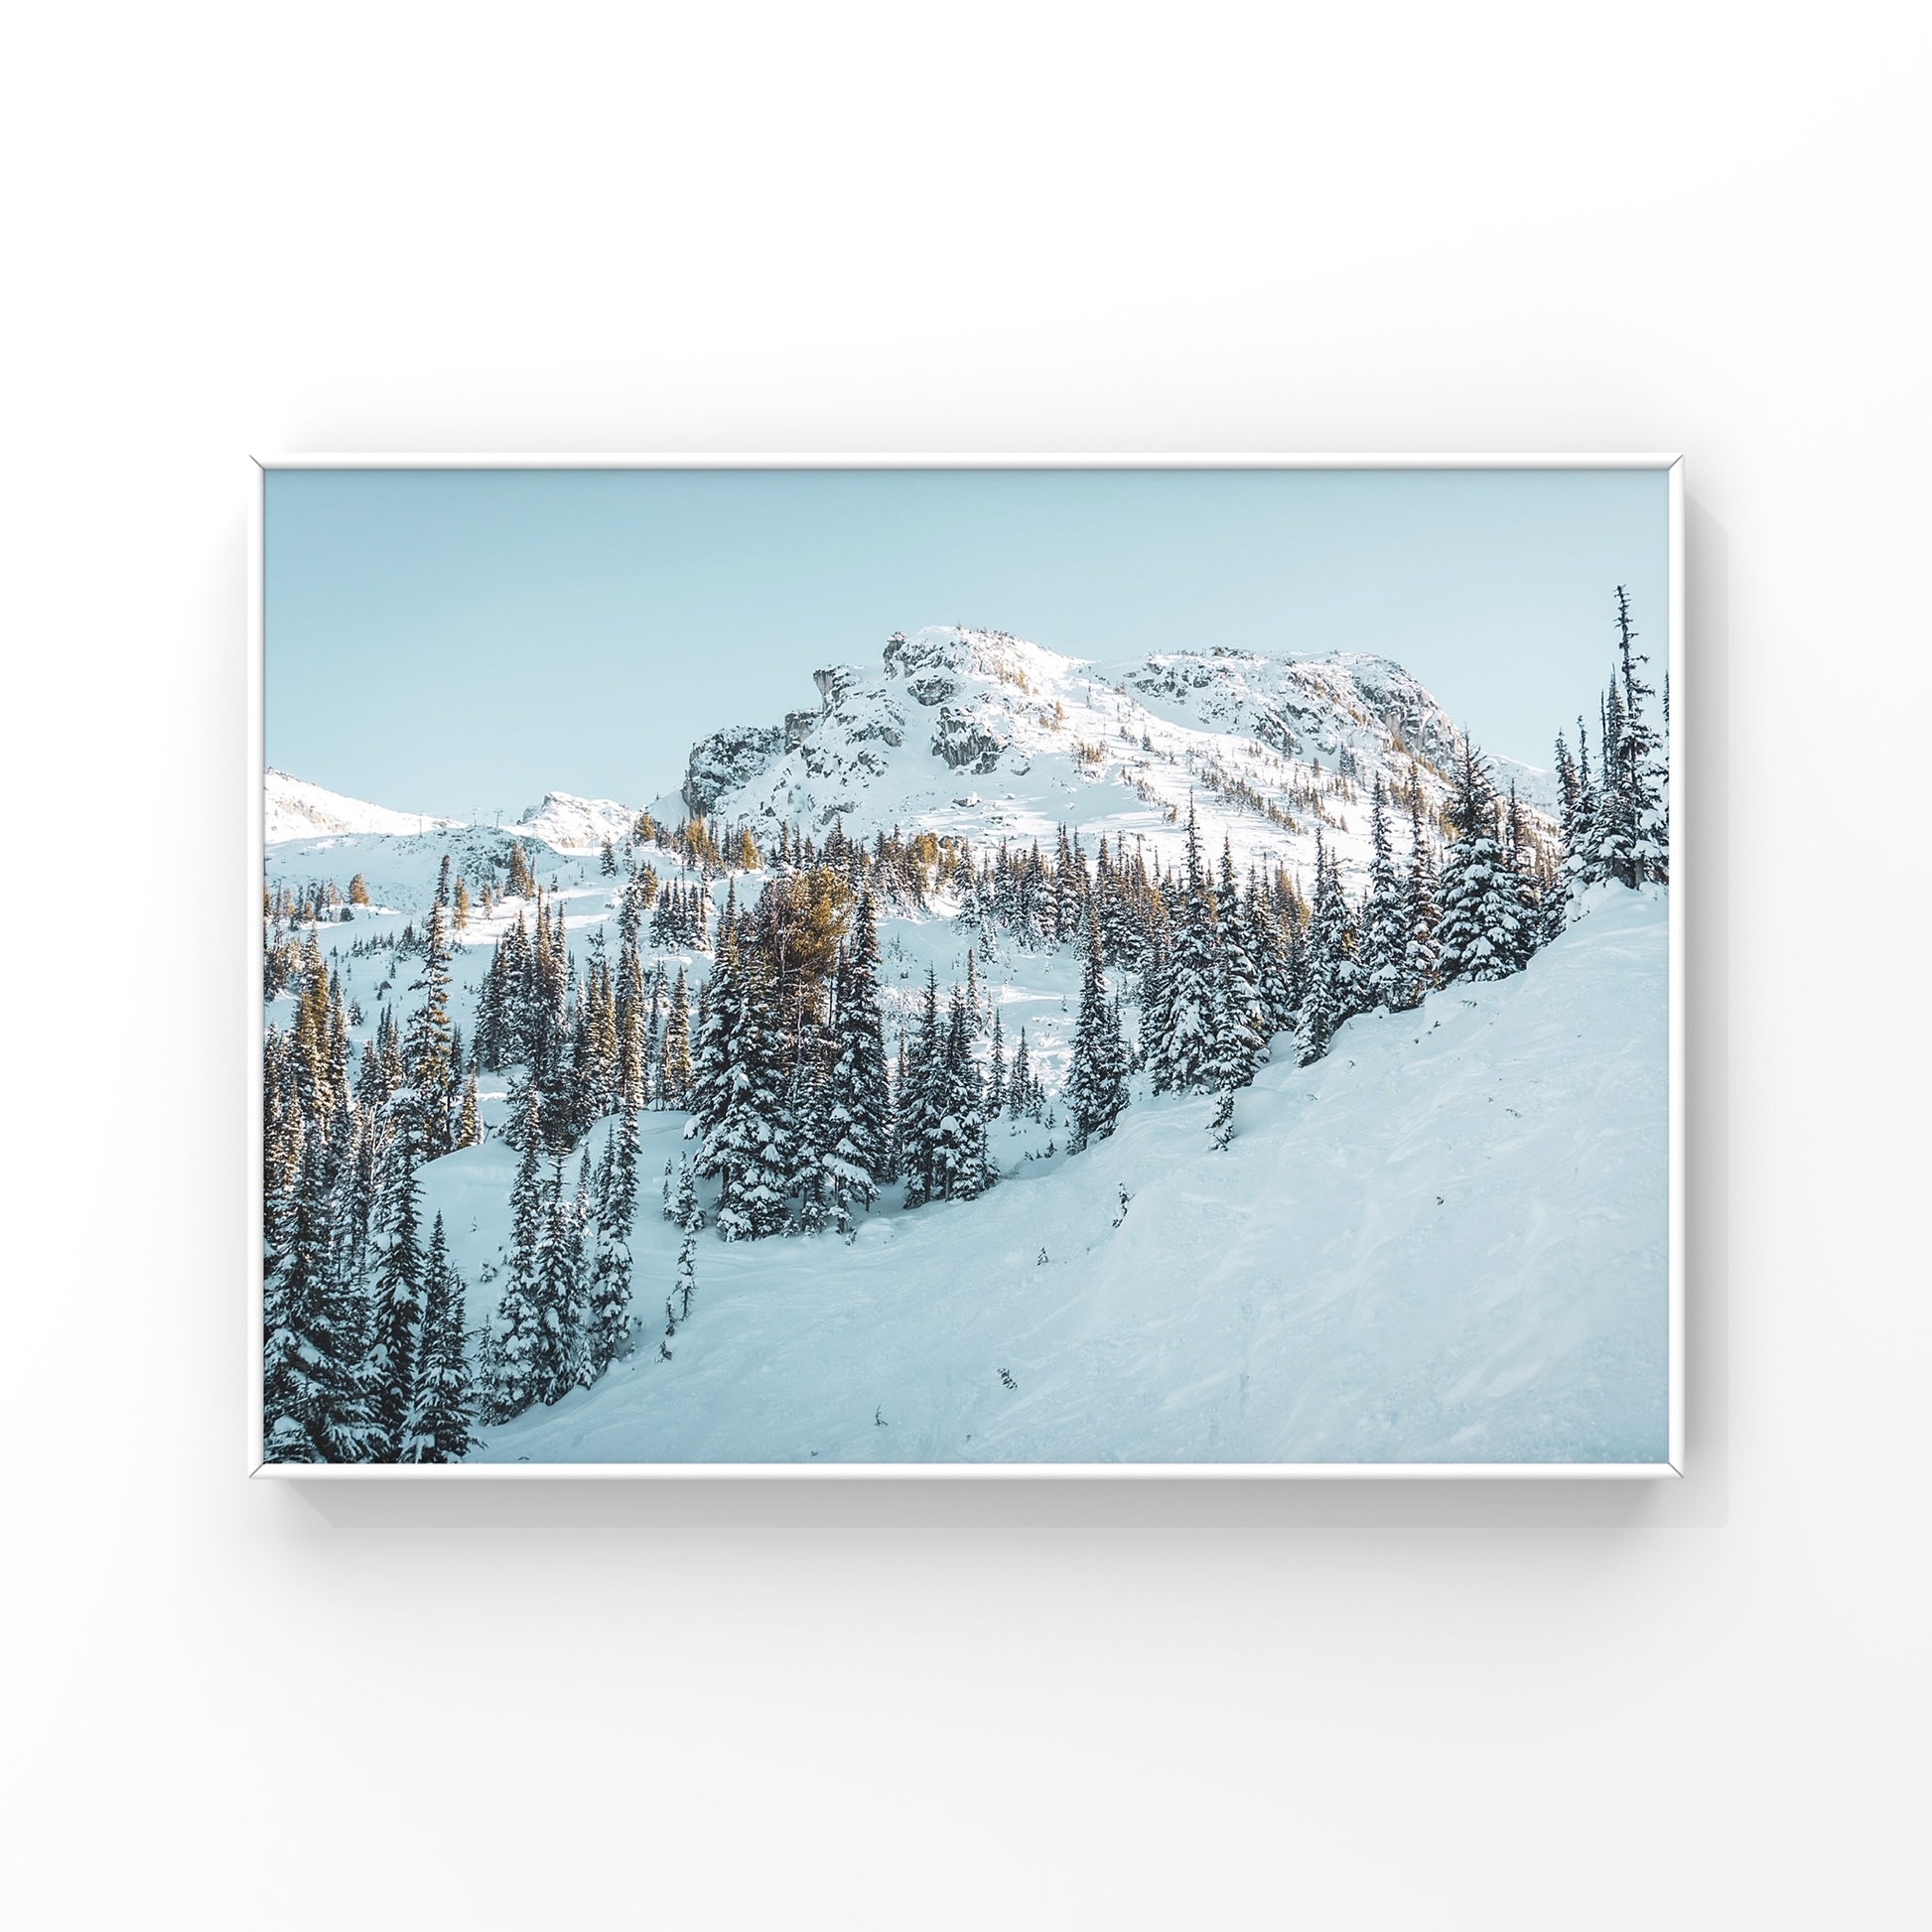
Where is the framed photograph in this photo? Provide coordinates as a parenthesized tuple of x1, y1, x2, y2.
(250, 455, 1683, 1477)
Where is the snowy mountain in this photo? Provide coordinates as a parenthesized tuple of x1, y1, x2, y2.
(662, 625, 1558, 897)
(265, 768, 466, 843)
(514, 791, 639, 853)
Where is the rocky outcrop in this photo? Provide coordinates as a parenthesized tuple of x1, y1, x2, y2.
(684, 724, 784, 817)
(883, 628, 969, 707)
(812, 664, 860, 710)
(930, 703, 1009, 774)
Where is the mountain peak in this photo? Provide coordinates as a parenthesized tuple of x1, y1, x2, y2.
(669, 625, 1555, 891)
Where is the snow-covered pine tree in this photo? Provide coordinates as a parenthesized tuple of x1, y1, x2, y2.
(263, 1110, 381, 1461)
(1400, 781, 1441, 1008)
(708, 938, 792, 1241)
(366, 1128, 427, 1453)
(822, 890, 893, 1227)
(659, 966, 694, 1109)
(1148, 797, 1220, 1093)
(674, 1228, 697, 1323)
(1008, 1026, 1034, 1123)
(1138, 932, 1174, 1091)
(1435, 733, 1527, 984)
(1245, 867, 1291, 1041)
(1610, 584, 1669, 886)
(787, 1054, 831, 1234)
(673, 1155, 702, 1233)
(1066, 907, 1129, 1152)
(484, 1084, 549, 1422)
(1213, 840, 1268, 1088)
(530, 1153, 586, 1400)
(398, 1212, 476, 1463)
(1297, 829, 1363, 1064)
(929, 983, 994, 1199)
(1501, 779, 1543, 972)
(586, 1071, 641, 1375)
(986, 1008, 1007, 1119)
(1361, 775, 1408, 1012)
(456, 1074, 483, 1148)
(899, 969, 945, 1208)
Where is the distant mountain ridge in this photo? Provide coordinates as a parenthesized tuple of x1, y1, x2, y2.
(269, 625, 1558, 899)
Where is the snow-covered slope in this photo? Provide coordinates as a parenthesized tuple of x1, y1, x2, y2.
(662, 625, 1557, 897)
(450, 887, 1668, 1466)
(265, 768, 466, 843)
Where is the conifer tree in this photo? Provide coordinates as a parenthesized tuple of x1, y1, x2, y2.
(1008, 1027, 1034, 1123)
(673, 1155, 702, 1233)
(1212, 840, 1268, 1087)
(928, 984, 994, 1199)
(1297, 829, 1364, 1064)
(526, 1153, 584, 1398)
(1148, 798, 1220, 1093)
(1400, 782, 1441, 1008)
(1361, 775, 1408, 1011)
(263, 1113, 381, 1462)
(587, 1076, 642, 1374)
(1436, 734, 1527, 983)
(366, 1131, 427, 1452)
(403, 899, 458, 1158)
(399, 1213, 476, 1463)
(674, 1229, 697, 1323)
(1066, 909, 1129, 1152)
(899, 970, 946, 1208)
(485, 1085, 550, 1422)
(456, 1074, 483, 1147)
(822, 890, 893, 1225)
(1609, 584, 1670, 886)
(708, 940, 792, 1240)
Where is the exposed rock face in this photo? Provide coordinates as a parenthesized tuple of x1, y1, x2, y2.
(784, 709, 818, 752)
(930, 703, 1010, 773)
(812, 664, 859, 709)
(883, 627, 969, 707)
(683, 723, 784, 817)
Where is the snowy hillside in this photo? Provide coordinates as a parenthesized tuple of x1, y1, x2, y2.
(662, 625, 1558, 899)
(266, 769, 468, 843)
(452, 887, 1668, 1465)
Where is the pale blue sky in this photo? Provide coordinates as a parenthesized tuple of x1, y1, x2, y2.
(265, 466, 1669, 817)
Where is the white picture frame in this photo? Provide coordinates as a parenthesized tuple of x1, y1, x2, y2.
(248, 453, 1685, 1479)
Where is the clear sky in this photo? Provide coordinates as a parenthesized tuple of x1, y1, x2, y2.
(265, 465, 1669, 817)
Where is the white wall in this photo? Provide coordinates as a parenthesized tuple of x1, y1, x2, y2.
(7, 3, 1925, 1925)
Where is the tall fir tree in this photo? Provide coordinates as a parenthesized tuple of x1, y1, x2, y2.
(1212, 840, 1268, 1088)
(1400, 781, 1441, 1008)
(1297, 829, 1363, 1064)
(485, 1084, 550, 1422)
(1148, 797, 1220, 1093)
(822, 891, 893, 1226)
(1066, 906, 1129, 1152)
(366, 1128, 426, 1453)
(1361, 775, 1409, 1011)
(398, 1212, 476, 1463)
(899, 969, 947, 1208)
(1435, 734, 1528, 984)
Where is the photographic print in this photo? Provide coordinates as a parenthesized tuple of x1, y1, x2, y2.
(256, 461, 1678, 1472)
